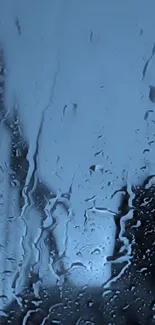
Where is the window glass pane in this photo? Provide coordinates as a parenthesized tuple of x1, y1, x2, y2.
(0, 1, 155, 324)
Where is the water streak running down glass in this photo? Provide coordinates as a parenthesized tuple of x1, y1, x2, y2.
(0, 1, 155, 324)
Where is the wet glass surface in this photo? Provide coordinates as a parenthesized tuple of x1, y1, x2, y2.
(0, 0, 155, 324)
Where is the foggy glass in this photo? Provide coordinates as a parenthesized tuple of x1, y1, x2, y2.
(0, 1, 155, 324)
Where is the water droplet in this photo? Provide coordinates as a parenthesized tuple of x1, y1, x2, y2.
(91, 248, 101, 255)
(149, 85, 155, 103)
(76, 318, 95, 325)
(88, 261, 93, 271)
(76, 251, 82, 257)
(87, 300, 94, 307)
(52, 319, 61, 324)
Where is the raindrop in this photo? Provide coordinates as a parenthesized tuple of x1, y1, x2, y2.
(87, 300, 94, 307)
(89, 164, 103, 173)
(88, 261, 93, 271)
(10, 179, 20, 187)
(149, 85, 155, 103)
(89, 165, 96, 172)
(143, 149, 150, 154)
(144, 109, 153, 120)
(52, 320, 61, 324)
(94, 150, 104, 157)
(76, 251, 82, 257)
(91, 248, 101, 255)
